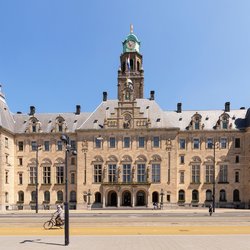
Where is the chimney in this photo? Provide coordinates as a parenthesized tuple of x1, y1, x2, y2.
(177, 103, 182, 113)
(29, 106, 35, 115)
(150, 90, 155, 100)
(103, 91, 107, 101)
(76, 105, 81, 115)
(225, 102, 230, 112)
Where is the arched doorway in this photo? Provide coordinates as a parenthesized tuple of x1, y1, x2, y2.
(136, 191, 146, 206)
(122, 191, 131, 206)
(107, 191, 117, 207)
(152, 191, 159, 203)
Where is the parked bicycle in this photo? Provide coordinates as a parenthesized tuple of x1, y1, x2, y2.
(43, 214, 64, 229)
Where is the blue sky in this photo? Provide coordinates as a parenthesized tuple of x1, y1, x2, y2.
(0, 0, 249, 114)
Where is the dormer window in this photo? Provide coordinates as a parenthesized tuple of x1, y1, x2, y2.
(32, 122, 37, 132)
(220, 113, 229, 130)
(55, 117, 65, 133)
(189, 113, 202, 130)
(29, 117, 40, 133)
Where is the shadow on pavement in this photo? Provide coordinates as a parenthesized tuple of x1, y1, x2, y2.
(20, 239, 64, 246)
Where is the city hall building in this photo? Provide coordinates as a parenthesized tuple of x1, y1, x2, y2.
(1, 28, 250, 211)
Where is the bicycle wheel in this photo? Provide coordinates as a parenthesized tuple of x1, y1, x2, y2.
(43, 220, 53, 230)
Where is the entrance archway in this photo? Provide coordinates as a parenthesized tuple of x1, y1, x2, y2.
(136, 191, 146, 206)
(122, 191, 131, 206)
(152, 191, 159, 203)
(107, 191, 117, 206)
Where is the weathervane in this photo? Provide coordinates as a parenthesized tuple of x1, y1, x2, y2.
(130, 24, 133, 34)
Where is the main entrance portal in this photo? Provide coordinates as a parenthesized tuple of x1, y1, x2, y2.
(122, 191, 131, 206)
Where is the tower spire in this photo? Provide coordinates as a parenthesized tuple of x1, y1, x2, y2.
(130, 24, 134, 34)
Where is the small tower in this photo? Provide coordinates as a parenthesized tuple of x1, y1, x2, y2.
(118, 25, 144, 101)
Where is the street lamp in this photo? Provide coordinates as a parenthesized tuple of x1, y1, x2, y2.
(35, 144, 42, 214)
(87, 189, 92, 206)
(160, 188, 164, 209)
(61, 134, 77, 246)
(212, 142, 218, 213)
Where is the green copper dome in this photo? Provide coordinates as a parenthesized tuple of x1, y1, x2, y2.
(122, 25, 141, 53)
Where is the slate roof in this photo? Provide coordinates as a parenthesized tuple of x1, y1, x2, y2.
(0, 90, 248, 133)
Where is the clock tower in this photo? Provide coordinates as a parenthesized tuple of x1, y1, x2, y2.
(118, 25, 144, 101)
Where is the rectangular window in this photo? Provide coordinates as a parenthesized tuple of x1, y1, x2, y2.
(152, 164, 160, 183)
(235, 171, 240, 183)
(234, 171, 240, 183)
(56, 166, 64, 184)
(180, 171, 184, 184)
(18, 141, 24, 151)
(109, 137, 116, 148)
(179, 139, 186, 149)
(71, 173, 75, 184)
(138, 137, 145, 148)
(71, 140, 76, 150)
(95, 138, 101, 148)
(235, 155, 240, 163)
(71, 157, 76, 165)
(219, 165, 228, 183)
(5, 154, 9, 164)
(29, 166, 36, 184)
(57, 141, 63, 151)
(32, 125, 36, 133)
(153, 137, 160, 148)
(5, 137, 8, 148)
(123, 137, 130, 148)
(191, 165, 200, 183)
(44, 141, 50, 151)
(194, 122, 200, 130)
(137, 164, 146, 183)
(108, 164, 117, 183)
(18, 158, 23, 166)
(235, 138, 240, 148)
(222, 121, 228, 129)
(5, 171, 8, 184)
(58, 125, 63, 132)
(123, 164, 131, 183)
(31, 141, 37, 151)
(180, 155, 185, 164)
(193, 138, 200, 149)
(94, 165, 102, 183)
(18, 173, 23, 185)
(43, 166, 51, 184)
(205, 165, 214, 183)
(220, 138, 227, 149)
(207, 138, 213, 149)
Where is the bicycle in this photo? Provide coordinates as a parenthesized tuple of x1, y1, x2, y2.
(43, 215, 64, 230)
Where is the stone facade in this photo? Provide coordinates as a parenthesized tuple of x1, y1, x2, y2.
(0, 28, 250, 211)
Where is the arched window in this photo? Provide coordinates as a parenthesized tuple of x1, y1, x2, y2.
(130, 59, 134, 70)
(5, 192, 9, 203)
(192, 190, 199, 202)
(178, 190, 185, 202)
(31, 191, 36, 202)
(57, 191, 63, 202)
(95, 192, 101, 203)
(219, 189, 226, 201)
(233, 189, 240, 202)
(122, 62, 126, 72)
(44, 191, 50, 203)
(137, 61, 140, 71)
(70, 191, 77, 202)
(206, 190, 212, 201)
(18, 191, 24, 203)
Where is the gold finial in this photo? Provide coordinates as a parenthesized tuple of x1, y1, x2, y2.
(130, 24, 133, 34)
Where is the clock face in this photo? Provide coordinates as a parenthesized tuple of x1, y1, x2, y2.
(127, 40, 135, 49)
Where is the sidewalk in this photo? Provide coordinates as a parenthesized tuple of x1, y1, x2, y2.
(1, 207, 250, 215)
(2, 235, 250, 250)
